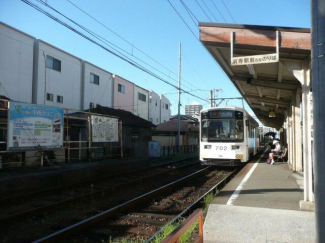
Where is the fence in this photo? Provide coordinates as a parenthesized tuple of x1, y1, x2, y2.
(160, 145, 198, 157)
(0, 100, 198, 169)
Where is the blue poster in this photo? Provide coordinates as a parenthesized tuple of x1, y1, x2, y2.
(7, 101, 64, 152)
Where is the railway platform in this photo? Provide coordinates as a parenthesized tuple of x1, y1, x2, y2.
(203, 150, 315, 243)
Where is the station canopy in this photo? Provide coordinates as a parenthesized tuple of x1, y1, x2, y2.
(199, 23, 311, 129)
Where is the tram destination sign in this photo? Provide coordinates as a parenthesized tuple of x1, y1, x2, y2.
(231, 53, 279, 66)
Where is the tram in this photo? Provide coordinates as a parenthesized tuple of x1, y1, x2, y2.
(200, 106, 259, 166)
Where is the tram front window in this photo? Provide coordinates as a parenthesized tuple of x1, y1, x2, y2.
(201, 119, 244, 142)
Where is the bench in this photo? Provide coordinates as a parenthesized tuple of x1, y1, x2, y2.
(274, 147, 288, 162)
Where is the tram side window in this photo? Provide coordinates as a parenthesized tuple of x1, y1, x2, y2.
(236, 120, 244, 140)
(249, 124, 254, 138)
(201, 120, 208, 141)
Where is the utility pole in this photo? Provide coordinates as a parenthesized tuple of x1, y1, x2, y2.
(210, 90, 213, 107)
(177, 43, 181, 148)
(312, 0, 325, 242)
(210, 88, 223, 107)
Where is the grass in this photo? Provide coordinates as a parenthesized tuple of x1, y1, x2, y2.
(107, 236, 145, 243)
(203, 193, 214, 210)
(151, 221, 181, 243)
(179, 220, 199, 243)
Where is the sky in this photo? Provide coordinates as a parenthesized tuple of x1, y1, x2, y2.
(0, 0, 311, 120)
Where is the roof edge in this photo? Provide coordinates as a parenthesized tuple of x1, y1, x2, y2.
(198, 22, 310, 33)
(0, 21, 36, 39)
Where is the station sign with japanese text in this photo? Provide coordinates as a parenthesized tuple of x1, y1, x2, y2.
(231, 53, 279, 66)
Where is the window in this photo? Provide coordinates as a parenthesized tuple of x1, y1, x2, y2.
(156, 118, 158, 122)
(132, 134, 139, 142)
(89, 102, 95, 109)
(138, 92, 146, 102)
(118, 84, 125, 93)
(165, 104, 169, 110)
(90, 73, 99, 85)
(150, 118, 153, 122)
(46, 56, 61, 72)
(57, 95, 63, 103)
(155, 100, 157, 106)
(201, 118, 244, 142)
(46, 93, 53, 101)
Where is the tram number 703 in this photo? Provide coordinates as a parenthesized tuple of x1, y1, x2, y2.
(216, 146, 227, 151)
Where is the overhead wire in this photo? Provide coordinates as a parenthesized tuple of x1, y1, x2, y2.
(200, 0, 219, 22)
(22, 0, 209, 103)
(37, 0, 205, 98)
(194, 0, 212, 22)
(166, 0, 199, 41)
(179, 0, 199, 26)
(167, 0, 250, 110)
(221, 0, 237, 23)
(36, 0, 193, 92)
(209, 0, 228, 23)
(66, 0, 207, 99)
(45, 1, 208, 101)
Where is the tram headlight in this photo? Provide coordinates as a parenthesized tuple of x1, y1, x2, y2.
(204, 145, 212, 149)
(232, 145, 240, 150)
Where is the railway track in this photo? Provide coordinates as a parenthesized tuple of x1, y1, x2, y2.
(0, 157, 198, 222)
(32, 166, 239, 243)
(0, 157, 204, 242)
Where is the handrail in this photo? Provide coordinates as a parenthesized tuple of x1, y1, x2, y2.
(161, 208, 203, 243)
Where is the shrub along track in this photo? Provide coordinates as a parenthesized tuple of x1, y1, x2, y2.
(0, 157, 206, 242)
(33, 166, 238, 243)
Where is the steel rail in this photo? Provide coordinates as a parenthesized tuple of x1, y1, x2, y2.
(0, 156, 197, 205)
(32, 166, 212, 243)
(146, 167, 240, 242)
(0, 160, 199, 224)
(146, 147, 267, 242)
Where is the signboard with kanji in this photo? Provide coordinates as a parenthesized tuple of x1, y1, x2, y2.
(231, 53, 278, 66)
(7, 101, 64, 152)
(91, 115, 119, 142)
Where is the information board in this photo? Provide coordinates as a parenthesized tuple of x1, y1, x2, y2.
(7, 102, 64, 152)
(91, 115, 119, 142)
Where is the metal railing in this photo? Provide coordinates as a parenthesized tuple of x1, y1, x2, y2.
(161, 208, 203, 243)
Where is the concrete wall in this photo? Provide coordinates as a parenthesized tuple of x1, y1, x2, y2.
(82, 62, 113, 110)
(113, 75, 134, 113)
(160, 94, 171, 123)
(33, 40, 82, 110)
(0, 22, 34, 103)
(134, 85, 149, 120)
(149, 90, 160, 124)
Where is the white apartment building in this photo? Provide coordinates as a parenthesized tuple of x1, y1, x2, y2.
(33, 40, 82, 110)
(113, 75, 134, 114)
(0, 22, 167, 123)
(0, 22, 34, 103)
(160, 94, 171, 123)
(149, 91, 160, 124)
(149, 91, 171, 125)
(134, 85, 149, 120)
(82, 61, 113, 110)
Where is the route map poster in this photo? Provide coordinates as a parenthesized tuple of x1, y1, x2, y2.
(7, 101, 64, 152)
(91, 115, 119, 143)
